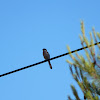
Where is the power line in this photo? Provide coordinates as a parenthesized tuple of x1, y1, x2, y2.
(0, 42, 100, 77)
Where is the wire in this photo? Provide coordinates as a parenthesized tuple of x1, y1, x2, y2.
(0, 42, 100, 77)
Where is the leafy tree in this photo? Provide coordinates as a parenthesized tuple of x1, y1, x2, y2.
(66, 21, 100, 100)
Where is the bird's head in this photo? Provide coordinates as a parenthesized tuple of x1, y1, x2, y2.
(43, 48, 46, 50)
(43, 48, 47, 52)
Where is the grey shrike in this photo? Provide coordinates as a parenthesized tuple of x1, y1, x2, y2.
(43, 48, 52, 69)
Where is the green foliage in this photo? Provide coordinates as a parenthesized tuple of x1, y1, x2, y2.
(71, 85, 80, 100)
(67, 21, 100, 99)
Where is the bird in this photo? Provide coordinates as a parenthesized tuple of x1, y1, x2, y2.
(43, 48, 52, 69)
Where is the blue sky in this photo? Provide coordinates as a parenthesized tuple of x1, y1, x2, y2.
(0, 0, 100, 100)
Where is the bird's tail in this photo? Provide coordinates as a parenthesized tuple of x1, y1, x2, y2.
(48, 61, 52, 69)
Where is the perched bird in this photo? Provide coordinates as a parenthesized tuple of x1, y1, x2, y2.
(43, 48, 52, 69)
